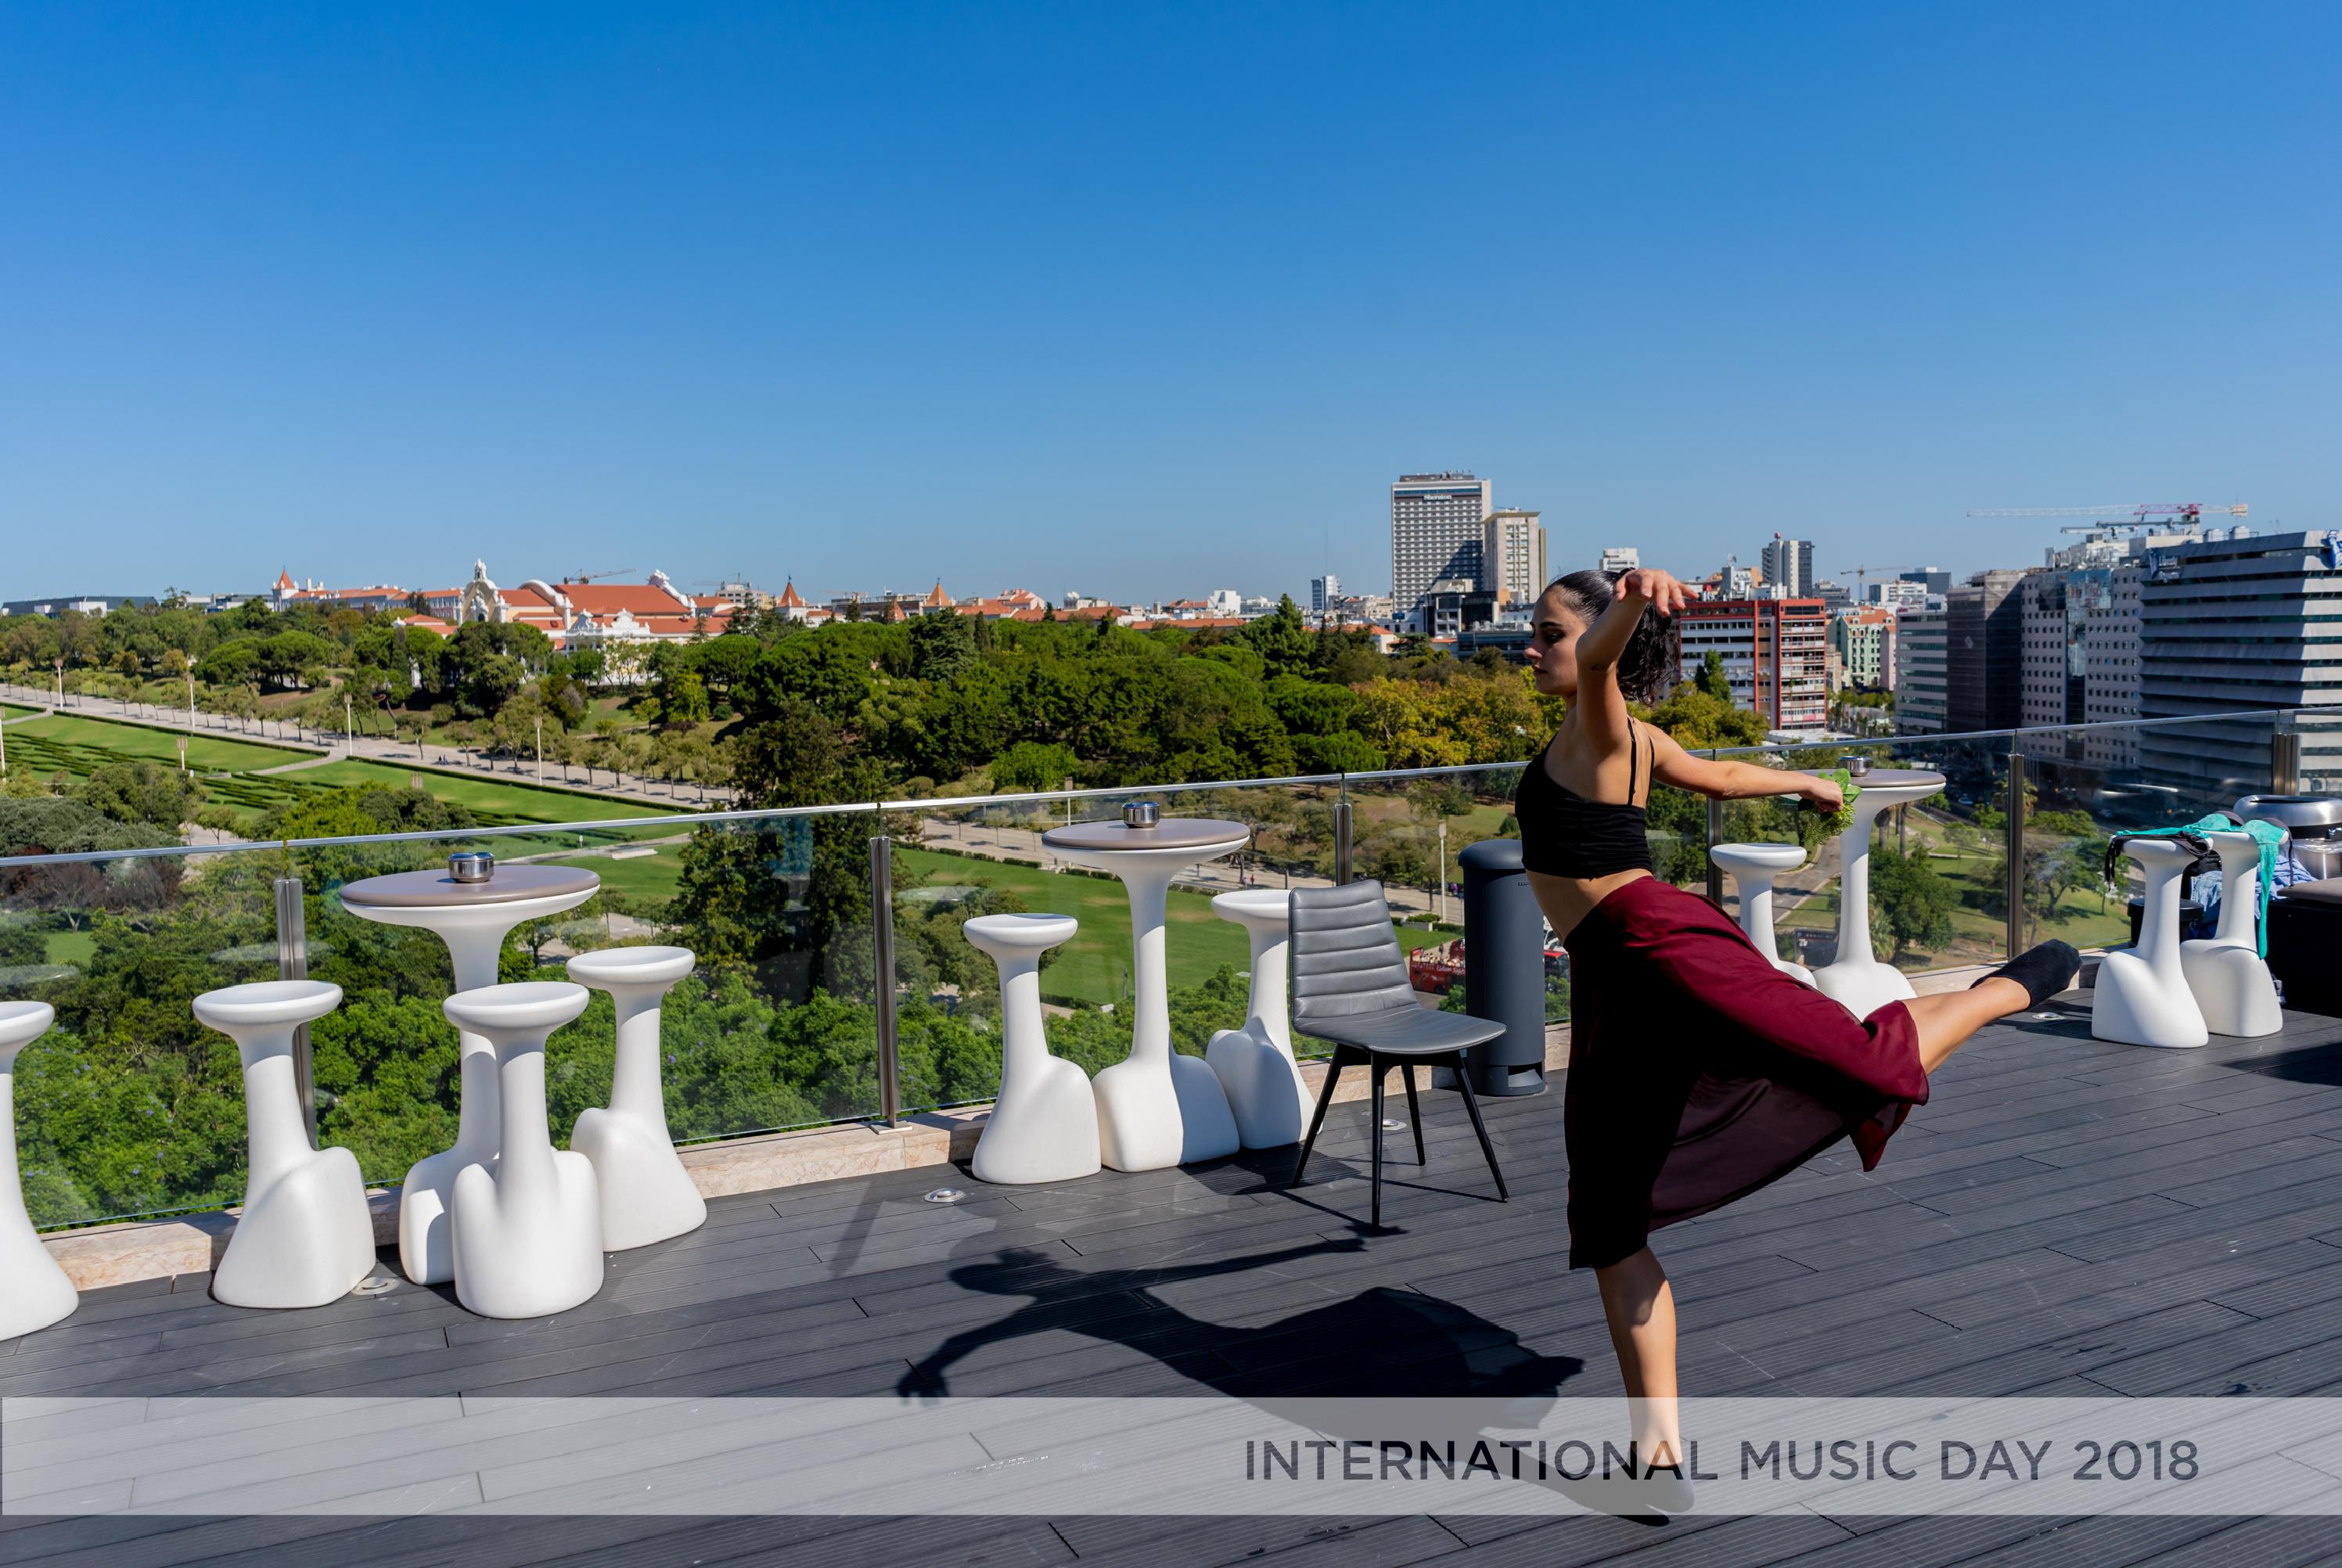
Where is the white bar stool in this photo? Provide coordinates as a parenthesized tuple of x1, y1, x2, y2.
(442, 982, 604, 1318)
(567, 946, 707, 1250)
(0, 1002, 77, 1339)
(2092, 837, 2210, 1049)
(190, 981, 376, 1309)
(1707, 843, 1818, 986)
(2181, 829, 2283, 1038)
(1203, 890, 1312, 1149)
(963, 914, 1100, 1184)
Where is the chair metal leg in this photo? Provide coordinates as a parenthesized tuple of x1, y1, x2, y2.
(1290, 1045, 1351, 1187)
(1401, 1064, 1425, 1164)
(1369, 1057, 1387, 1227)
(1451, 1051, 1508, 1202)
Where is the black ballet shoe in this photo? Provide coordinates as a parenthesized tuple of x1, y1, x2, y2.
(1973, 940, 2080, 1008)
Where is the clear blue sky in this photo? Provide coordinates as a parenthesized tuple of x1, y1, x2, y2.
(3, 2, 2334, 605)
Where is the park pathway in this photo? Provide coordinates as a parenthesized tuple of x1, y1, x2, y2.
(0, 682, 735, 813)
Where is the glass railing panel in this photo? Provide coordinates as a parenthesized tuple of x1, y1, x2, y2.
(2287, 710, 2342, 797)
(2, 843, 284, 1230)
(1340, 764, 1565, 1031)
(887, 782, 1338, 1112)
(1707, 733, 2014, 976)
(2023, 714, 2280, 957)
(3, 803, 883, 1232)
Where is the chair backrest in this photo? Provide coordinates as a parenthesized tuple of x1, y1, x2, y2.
(1288, 879, 1418, 1022)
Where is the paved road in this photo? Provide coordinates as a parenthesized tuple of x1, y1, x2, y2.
(0, 682, 733, 812)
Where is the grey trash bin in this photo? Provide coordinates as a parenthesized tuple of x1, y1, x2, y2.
(1439, 839, 1549, 1098)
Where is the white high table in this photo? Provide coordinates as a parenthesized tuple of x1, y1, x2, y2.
(1809, 768, 1947, 1019)
(338, 862, 599, 1285)
(1040, 816, 1247, 1171)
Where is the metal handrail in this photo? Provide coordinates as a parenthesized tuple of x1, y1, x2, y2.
(0, 704, 2322, 871)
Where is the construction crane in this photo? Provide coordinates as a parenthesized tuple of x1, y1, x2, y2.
(567, 566, 637, 584)
(1966, 503, 2247, 523)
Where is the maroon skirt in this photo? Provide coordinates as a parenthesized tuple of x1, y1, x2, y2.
(1560, 876, 1929, 1270)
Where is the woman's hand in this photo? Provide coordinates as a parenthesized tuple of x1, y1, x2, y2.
(1615, 568, 1689, 617)
(1803, 775, 1845, 813)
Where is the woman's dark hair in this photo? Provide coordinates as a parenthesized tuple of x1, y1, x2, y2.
(1549, 569, 1679, 704)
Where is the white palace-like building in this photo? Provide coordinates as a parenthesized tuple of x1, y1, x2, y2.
(273, 561, 737, 682)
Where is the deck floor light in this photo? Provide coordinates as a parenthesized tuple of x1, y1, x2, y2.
(924, 1187, 970, 1205)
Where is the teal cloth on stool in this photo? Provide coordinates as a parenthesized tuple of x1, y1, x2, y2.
(2103, 815, 2286, 957)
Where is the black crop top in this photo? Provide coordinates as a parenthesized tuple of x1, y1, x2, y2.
(1514, 722, 1656, 879)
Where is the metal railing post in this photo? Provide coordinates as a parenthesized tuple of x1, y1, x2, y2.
(1704, 751, 1725, 907)
(272, 877, 317, 1149)
(869, 819, 901, 1127)
(1333, 779, 1354, 885)
(2004, 747, 2026, 962)
(2272, 724, 2301, 796)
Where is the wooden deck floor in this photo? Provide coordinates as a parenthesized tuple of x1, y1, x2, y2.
(7, 998, 2342, 1566)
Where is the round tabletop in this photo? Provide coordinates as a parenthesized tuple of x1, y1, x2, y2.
(1833, 768, 1944, 789)
(340, 864, 601, 908)
(1041, 818, 1250, 853)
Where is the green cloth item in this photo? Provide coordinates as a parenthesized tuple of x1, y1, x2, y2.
(1808, 769, 1862, 838)
(2104, 813, 2286, 957)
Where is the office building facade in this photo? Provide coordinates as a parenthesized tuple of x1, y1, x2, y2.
(2083, 564, 2146, 771)
(1310, 574, 1341, 613)
(2139, 530, 2342, 800)
(1677, 597, 1829, 732)
(1895, 604, 1949, 733)
(1390, 473, 1493, 610)
(1596, 546, 1639, 575)
(1946, 569, 2030, 734)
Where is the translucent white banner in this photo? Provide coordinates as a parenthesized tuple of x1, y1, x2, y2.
(8, 1396, 2342, 1516)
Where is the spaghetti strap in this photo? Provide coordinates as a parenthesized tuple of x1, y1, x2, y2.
(1628, 720, 1644, 804)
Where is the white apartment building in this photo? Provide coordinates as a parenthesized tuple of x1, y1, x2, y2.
(1895, 602, 1948, 734)
(1596, 546, 1639, 574)
(1761, 536, 1815, 599)
(1390, 473, 1493, 610)
(1868, 579, 1927, 610)
(1482, 509, 1548, 606)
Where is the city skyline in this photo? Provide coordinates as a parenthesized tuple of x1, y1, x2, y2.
(4, 5, 2336, 600)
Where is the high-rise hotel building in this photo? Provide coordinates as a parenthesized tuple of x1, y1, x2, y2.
(1390, 473, 1494, 610)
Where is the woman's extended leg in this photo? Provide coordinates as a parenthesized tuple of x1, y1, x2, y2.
(1905, 976, 2029, 1074)
(1595, 1247, 1682, 1472)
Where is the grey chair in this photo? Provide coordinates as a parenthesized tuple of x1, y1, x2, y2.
(1286, 879, 1509, 1225)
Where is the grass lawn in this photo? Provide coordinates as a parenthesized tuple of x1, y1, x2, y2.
(898, 845, 1441, 1007)
(45, 931, 95, 966)
(543, 849, 683, 903)
(2, 703, 37, 721)
(6, 713, 317, 775)
(294, 760, 670, 825)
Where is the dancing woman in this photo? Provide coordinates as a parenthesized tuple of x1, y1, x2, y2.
(1520, 566, 2076, 1508)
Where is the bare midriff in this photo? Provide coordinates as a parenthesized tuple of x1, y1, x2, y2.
(1527, 867, 1652, 951)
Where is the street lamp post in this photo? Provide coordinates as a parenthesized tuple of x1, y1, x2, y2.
(177, 736, 187, 776)
(344, 692, 354, 754)
(1437, 820, 1449, 924)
